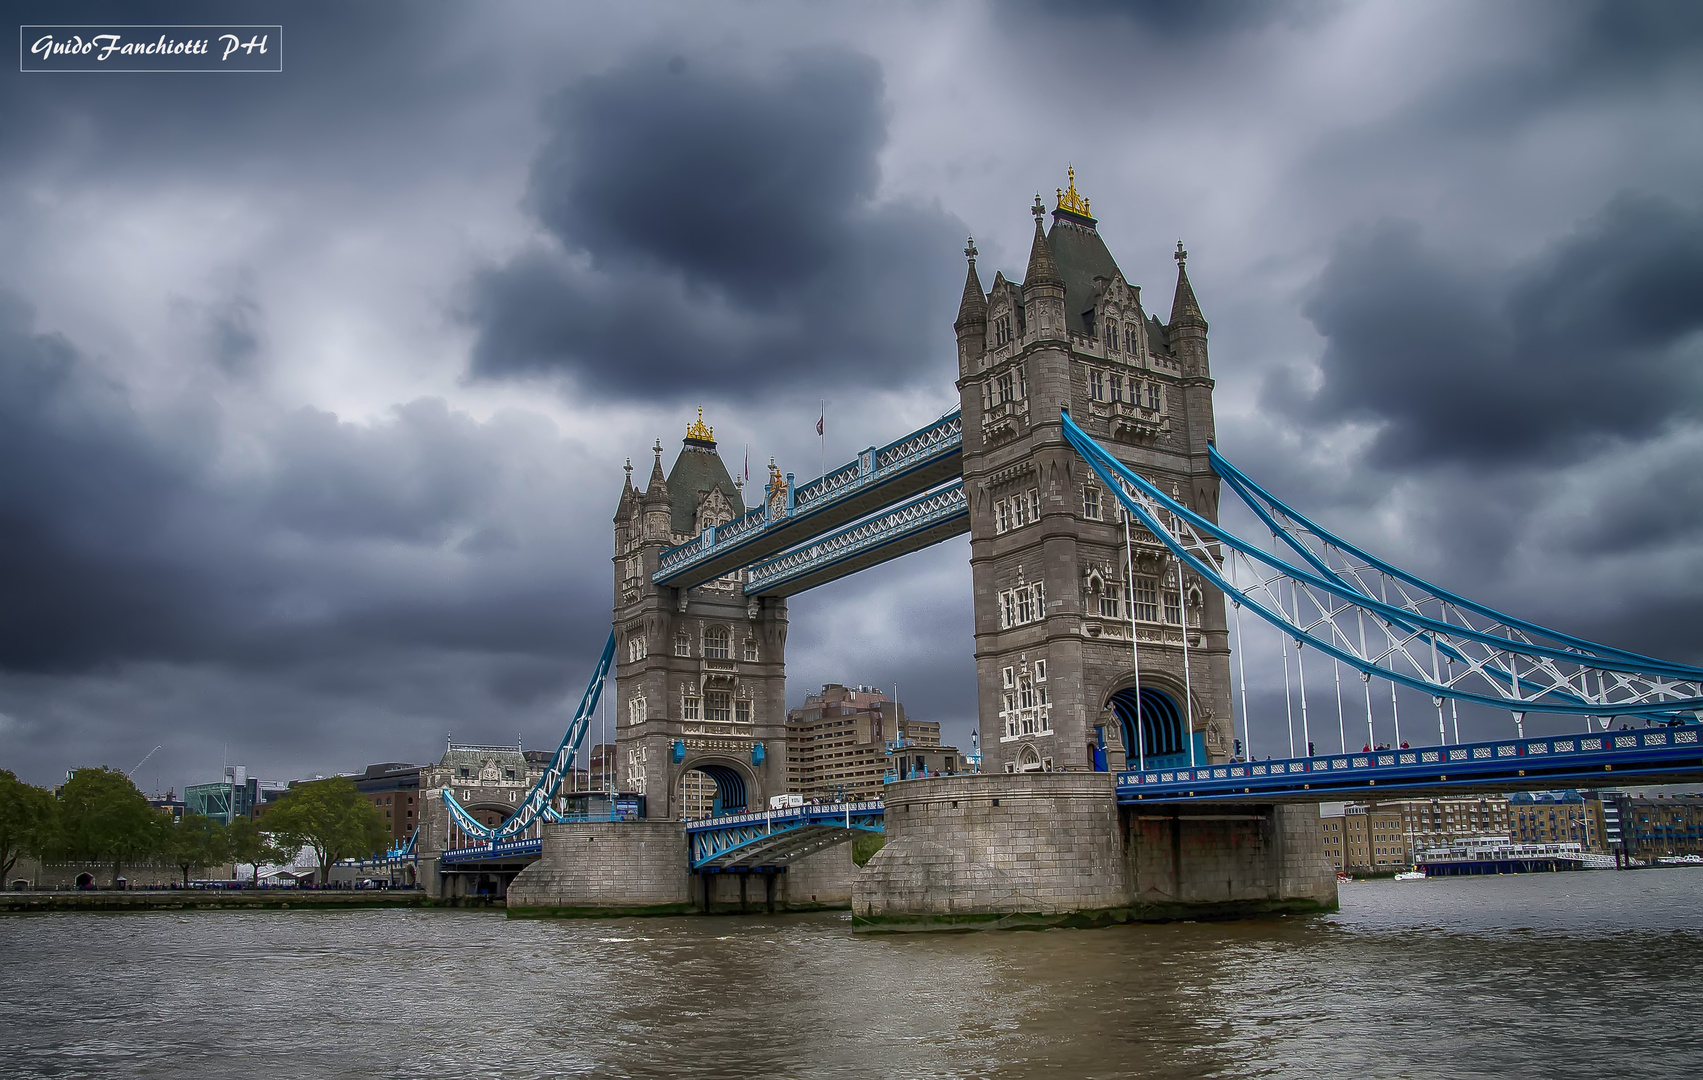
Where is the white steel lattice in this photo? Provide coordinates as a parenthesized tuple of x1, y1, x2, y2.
(1062, 413, 1703, 725)
(745, 482, 967, 594)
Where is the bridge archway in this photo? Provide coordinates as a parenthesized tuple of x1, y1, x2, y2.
(677, 757, 755, 820)
(1108, 686, 1198, 770)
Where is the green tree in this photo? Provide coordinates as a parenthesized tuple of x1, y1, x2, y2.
(262, 776, 387, 885)
(56, 767, 168, 887)
(168, 813, 230, 887)
(227, 815, 293, 884)
(0, 769, 59, 883)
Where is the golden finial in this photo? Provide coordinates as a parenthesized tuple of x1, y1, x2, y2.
(1056, 165, 1092, 217)
(686, 405, 714, 443)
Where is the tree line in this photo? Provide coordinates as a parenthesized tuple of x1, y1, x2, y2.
(0, 767, 391, 888)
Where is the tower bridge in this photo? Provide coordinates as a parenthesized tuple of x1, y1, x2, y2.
(413, 171, 1703, 923)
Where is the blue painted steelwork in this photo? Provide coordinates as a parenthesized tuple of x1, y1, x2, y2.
(653, 411, 963, 589)
(744, 481, 968, 596)
(1119, 725, 1703, 803)
(341, 826, 419, 873)
(685, 800, 884, 869)
(442, 631, 615, 841)
(441, 836, 544, 865)
(1060, 411, 1703, 722)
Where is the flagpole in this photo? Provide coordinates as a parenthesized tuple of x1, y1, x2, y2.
(819, 399, 825, 479)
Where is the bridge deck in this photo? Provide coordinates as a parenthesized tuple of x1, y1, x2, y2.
(1118, 726, 1703, 804)
(654, 413, 961, 591)
(745, 482, 967, 596)
(686, 801, 884, 868)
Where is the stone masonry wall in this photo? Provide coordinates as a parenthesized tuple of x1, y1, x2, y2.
(507, 821, 690, 914)
(1123, 802, 1336, 916)
(853, 772, 1129, 921)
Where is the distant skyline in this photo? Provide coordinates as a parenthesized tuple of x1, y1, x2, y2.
(3, 0, 1700, 790)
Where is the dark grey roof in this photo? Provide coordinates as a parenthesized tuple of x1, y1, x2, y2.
(1147, 314, 1172, 355)
(666, 442, 746, 536)
(1047, 212, 1124, 337)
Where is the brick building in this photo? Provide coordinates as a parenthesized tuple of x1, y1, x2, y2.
(785, 684, 964, 800)
(353, 762, 422, 844)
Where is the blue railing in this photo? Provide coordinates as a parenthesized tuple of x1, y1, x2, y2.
(653, 411, 962, 585)
(440, 836, 545, 865)
(686, 800, 885, 868)
(1118, 725, 1703, 802)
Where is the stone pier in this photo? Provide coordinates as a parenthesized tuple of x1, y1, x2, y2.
(505, 820, 862, 918)
(852, 772, 1335, 929)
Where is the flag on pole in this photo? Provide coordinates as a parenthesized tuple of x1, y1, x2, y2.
(816, 411, 824, 436)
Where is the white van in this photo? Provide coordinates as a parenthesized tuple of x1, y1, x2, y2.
(769, 793, 805, 810)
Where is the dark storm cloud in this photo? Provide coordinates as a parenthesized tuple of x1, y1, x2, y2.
(1000, 0, 1330, 37)
(1286, 193, 1703, 469)
(0, 292, 601, 681)
(466, 47, 967, 400)
(0, 1, 480, 186)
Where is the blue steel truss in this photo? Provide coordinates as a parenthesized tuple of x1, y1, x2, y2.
(744, 481, 968, 596)
(1060, 411, 1703, 726)
(685, 801, 884, 869)
(441, 632, 615, 842)
(653, 411, 962, 589)
(1120, 725, 1703, 803)
(441, 836, 544, 865)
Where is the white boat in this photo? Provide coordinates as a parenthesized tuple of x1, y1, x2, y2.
(1393, 870, 1425, 881)
(1417, 835, 1613, 876)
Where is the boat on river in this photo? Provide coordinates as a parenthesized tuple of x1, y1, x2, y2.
(1417, 836, 1617, 876)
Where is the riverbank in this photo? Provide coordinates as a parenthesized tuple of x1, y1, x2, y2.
(0, 889, 489, 913)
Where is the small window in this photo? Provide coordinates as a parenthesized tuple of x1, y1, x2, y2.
(1083, 486, 1101, 520)
(735, 699, 752, 724)
(706, 691, 731, 724)
(1027, 489, 1040, 523)
(1002, 666, 1015, 689)
(1111, 373, 1124, 403)
(674, 630, 691, 657)
(742, 639, 758, 662)
(1034, 660, 1046, 681)
(1125, 324, 1137, 353)
(1146, 382, 1161, 410)
(997, 371, 1015, 404)
(1104, 315, 1116, 350)
(1089, 369, 1105, 401)
(681, 692, 701, 721)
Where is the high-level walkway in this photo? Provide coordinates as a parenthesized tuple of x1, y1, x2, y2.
(653, 411, 963, 591)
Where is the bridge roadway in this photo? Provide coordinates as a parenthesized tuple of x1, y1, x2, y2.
(653, 411, 962, 591)
(1119, 724, 1703, 803)
(432, 801, 887, 873)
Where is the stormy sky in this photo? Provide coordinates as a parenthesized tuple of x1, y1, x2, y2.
(2, 0, 1700, 790)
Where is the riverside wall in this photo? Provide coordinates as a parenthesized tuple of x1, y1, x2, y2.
(852, 773, 1336, 929)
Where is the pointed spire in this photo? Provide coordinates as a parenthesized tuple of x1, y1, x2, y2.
(1169, 240, 1203, 325)
(954, 237, 987, 331)
(1025, 195, 1062, 287)
(644, 438, 669, 502)
(615, 457, 636, 518)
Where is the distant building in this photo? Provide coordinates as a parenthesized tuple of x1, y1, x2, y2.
(1338, 804, 1410, 872)
(784, 684, 965, 801)
(353, 763, 421, 845)
(148, 791, 186, 824)
(183, 766, 288, 824)
(1388, 796, 1515, 854)
(1508, 791, 1606, 852)
(1610, 793, 1703, 861)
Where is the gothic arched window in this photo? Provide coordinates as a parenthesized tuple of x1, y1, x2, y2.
(703, 626, 730, 660)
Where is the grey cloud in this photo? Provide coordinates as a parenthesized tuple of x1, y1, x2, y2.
(466, 46, 968, 401)
(1288, 193, 1703, 469)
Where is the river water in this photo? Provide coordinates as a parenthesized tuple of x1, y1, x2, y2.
(3, 868, 1700, 1080)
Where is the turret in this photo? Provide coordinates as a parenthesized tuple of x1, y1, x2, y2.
(641, 440, 672, 545)
(614, 458, 636, 551)
(1021, 195, 1065, 338)
(954, 238, 987, 376)
(1167, 241, 1209, 378)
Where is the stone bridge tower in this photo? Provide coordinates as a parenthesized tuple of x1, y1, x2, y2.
(955, 173, 1234, 776)
(611, 412, 789, 820)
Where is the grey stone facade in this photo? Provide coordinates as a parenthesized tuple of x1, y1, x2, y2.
(507, 821, 692, 914)
(611, 420, 790, 819)
(954, 184, 1233, 777)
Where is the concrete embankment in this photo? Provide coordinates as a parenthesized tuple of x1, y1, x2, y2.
(0, 890, 481, 913)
